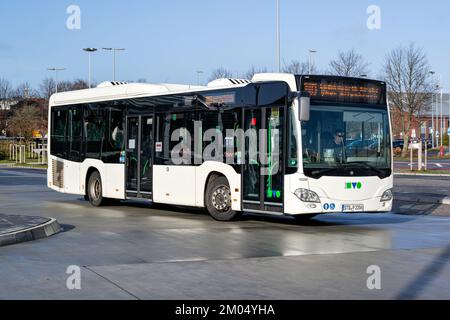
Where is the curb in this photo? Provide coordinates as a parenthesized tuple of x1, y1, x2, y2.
(395, 196, 450, 206)
(394, 172, 450, 177)
(0, 218, 61, 247)
(0, 164, 47, 171)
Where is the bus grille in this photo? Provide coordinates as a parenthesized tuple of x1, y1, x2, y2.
(52, 159, 64, 188)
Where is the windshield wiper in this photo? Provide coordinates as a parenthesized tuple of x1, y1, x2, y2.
(309, 166, 343, 177)
(344, 161, 385, 176)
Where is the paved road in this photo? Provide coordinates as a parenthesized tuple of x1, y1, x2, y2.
(0, 168, 450, 299)
(394, 158, 450, 171)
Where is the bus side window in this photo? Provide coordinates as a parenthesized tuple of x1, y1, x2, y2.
(84, 104, 106, 160)
(154, 113, 194, 165)
(199, 111, 220, 162)
(51, 108, 68, 159)
(102, 106, 124, 163)
(68, 108, 83, 162)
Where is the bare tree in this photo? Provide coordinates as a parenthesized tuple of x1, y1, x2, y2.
(39, 77, 56, 100)
(329, 49, 370, 77)
(13, 82, 38, 99)
(383, 43, 435, 157)
(0, 78, 12, 100)
(7, 104, 40, 143)
(242, 66, 268, 80)
(57, 81, 74, 93)
(70, 79, 90, 90)
(282, 60, 316, 74)
(208, 67, 234, 82)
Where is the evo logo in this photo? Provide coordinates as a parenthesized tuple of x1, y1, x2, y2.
(346, 182, 362, 190)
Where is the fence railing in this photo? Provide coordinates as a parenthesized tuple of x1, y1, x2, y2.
(9, 143, 47, 164)
(0, 139, 47, 165)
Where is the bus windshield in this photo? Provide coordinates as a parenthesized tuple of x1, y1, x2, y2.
(301, 105, 391, 179)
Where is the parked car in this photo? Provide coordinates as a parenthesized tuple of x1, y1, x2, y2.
(393, 140, 404, 150)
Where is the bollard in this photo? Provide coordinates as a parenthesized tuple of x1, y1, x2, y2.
(410, 144, 413, 171)
(418, 141, 422, 171)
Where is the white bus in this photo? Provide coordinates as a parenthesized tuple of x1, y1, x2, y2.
(48, 74, 393, 221)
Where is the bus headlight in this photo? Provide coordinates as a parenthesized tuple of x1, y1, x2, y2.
(294, 189, 320, 203)
(380, 189, 393, 202)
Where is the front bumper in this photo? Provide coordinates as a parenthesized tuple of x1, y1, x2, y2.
(289, 197, 393, 216)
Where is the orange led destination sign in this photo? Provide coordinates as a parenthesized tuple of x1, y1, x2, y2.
(300, 76, 386, 105)
(204, 92, 236, 105)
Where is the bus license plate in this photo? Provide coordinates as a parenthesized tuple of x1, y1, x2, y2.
(342, 204, 364, 212)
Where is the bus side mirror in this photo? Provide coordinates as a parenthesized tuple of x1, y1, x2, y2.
(298, 92, 310, 122)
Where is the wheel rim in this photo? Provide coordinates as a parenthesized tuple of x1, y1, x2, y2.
(211, 185, 231, 212)
(91, 178, 101, 200)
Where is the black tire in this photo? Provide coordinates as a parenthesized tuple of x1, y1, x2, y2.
(87, 171, 105, 207)
(205, 176, 240, 221)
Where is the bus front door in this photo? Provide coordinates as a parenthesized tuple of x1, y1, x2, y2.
(126, 115, 154, 199)
(242, 107, 284, 215)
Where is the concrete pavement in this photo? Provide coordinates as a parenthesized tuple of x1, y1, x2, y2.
(394, 158, 450, 172)
(0, 168, 450, 299)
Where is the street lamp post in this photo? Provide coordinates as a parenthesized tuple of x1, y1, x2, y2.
(102, 48, 126, 81)
(431, 93, 435, 148)
(308, 49, 317, 75)
(196, 70, 204, 86)
(441, 86, 444, 154)
(430, 71, 436, 148)
(47, 67, 66, 94)
(276, 0, 281, 72)
(83, 48, 97, 88)
(448, 52, 450, 154)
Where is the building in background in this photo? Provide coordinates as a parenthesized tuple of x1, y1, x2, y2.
(390, 93, 449, 144)
(0, 99, 18, 136)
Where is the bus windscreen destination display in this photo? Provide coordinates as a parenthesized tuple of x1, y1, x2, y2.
(300, 76, 386, 105)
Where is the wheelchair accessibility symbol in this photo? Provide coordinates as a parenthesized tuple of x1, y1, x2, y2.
(323, 203, 336, 211)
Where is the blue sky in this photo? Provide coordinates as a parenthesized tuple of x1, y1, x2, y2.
(0, 0, 449, 91)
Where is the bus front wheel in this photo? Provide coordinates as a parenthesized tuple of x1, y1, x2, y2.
(205, 176, 240, 221)
(87, 171, 105, 207)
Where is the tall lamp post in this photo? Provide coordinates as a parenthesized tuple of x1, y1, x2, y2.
(448, 52, 450, 154)
(47, 67, 66, 94)
(196, 70, 204, 86)
(276, 0, 281, 72)
(83, 48, 97, 88)
(308, 49, 317, 75)
(439, 76, 444, 156)
(102, 48, 126, 81)
(430, 71, 435, 148)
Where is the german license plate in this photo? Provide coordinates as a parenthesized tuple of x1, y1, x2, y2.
(342, 204, 364, 212)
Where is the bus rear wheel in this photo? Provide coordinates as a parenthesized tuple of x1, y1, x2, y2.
(205, 176, 240, 221)
(87, 171, 105, 207)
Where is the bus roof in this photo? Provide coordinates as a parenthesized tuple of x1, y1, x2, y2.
(49, 78, 252, 107)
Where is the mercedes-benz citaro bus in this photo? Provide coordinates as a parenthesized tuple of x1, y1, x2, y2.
(48, 74, 393, 221)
